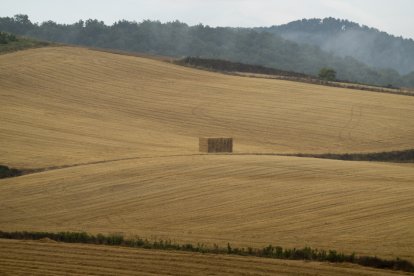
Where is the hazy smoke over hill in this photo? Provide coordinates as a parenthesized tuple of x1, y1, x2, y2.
(262, 18, 414, 75)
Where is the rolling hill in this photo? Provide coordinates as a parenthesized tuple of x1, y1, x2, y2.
(1, 46, 414, 272)
(2, 15, 414, 88)
(0, 239, 406, 276)
(262, 18, 414, 75)
(1, 154, 413, 261)
(1, 47, 414, 169)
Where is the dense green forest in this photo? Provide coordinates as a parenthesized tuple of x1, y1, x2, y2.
(1, 15, 413, 87)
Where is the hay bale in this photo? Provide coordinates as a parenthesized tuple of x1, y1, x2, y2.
(199, 137, 233, 153)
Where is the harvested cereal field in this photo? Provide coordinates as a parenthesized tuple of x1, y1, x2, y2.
(1, 47, 414, 168)
(1, 46, 414, 273)
(1, 154, 413, 262)
(1, 239, 407, 276)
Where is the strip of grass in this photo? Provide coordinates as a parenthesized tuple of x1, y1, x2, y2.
(0, 230, 412, 273)
(175, 57, 309, 78)
(176, 57, 414, 96)
(288, 149, 414, 163)
(0, 165, 22, 179)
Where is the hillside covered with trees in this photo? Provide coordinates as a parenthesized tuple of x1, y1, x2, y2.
(260, 18, 414, 75)
(1, 14, 413, 88)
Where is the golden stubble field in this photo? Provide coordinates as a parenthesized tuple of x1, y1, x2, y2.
(1, 47, 414, 272)
(0, 239, 408, 276)
(1, 155, 413, 262)
(1, 47, 414, 168)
